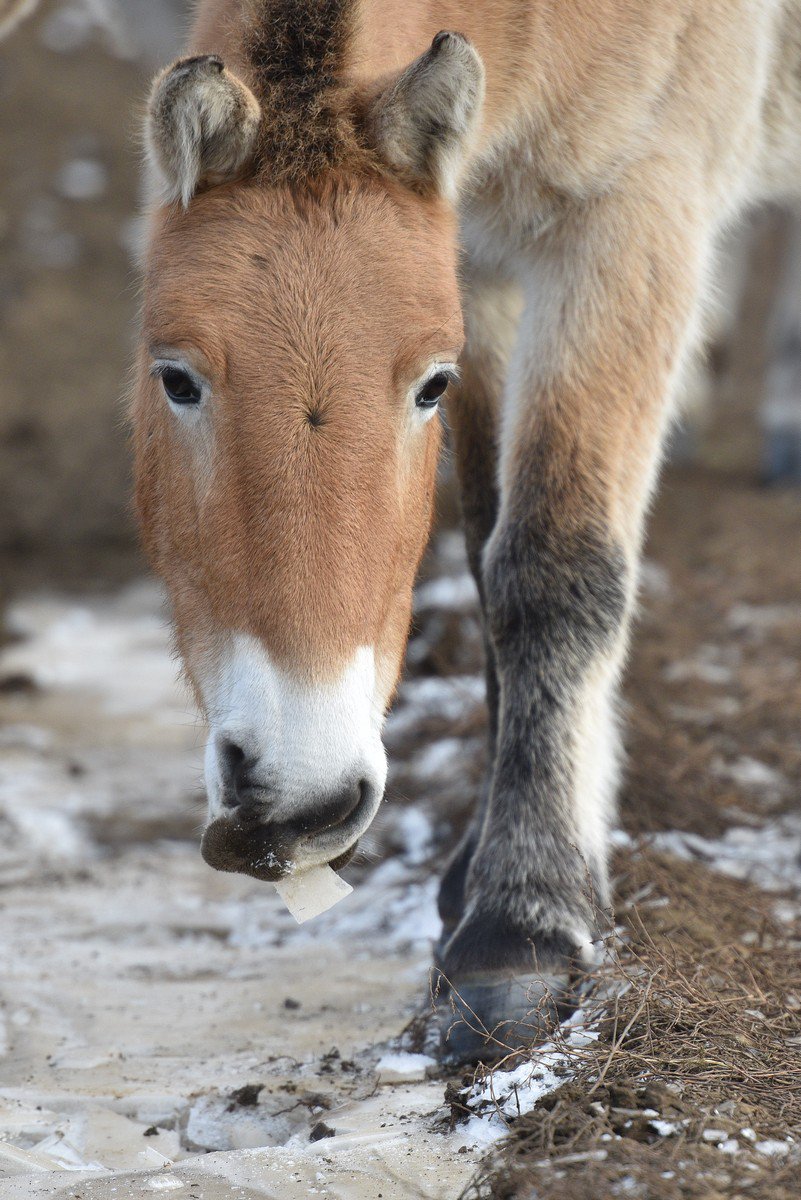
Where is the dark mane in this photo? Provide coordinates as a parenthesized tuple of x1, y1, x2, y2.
(243, 0, 379, 185)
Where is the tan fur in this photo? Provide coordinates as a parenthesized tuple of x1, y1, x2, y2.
(0, 0, 37, 39)
(148, 55, 262, 206)
(154, 0, 801, 571)
(135, 177, 459, 696)
(135, 0, 801, 884)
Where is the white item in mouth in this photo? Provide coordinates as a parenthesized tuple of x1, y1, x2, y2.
(274, 864, 353, 923)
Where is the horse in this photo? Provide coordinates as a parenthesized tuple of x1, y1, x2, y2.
(133, 0, 801, 1064)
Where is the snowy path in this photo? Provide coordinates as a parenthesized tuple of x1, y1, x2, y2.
(3, 569, 799, 1197)
(0, 584, 488, 1198)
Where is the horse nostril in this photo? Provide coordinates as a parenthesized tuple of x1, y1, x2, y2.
(314, 778, 367, 833)
(219, 738, 257, 806)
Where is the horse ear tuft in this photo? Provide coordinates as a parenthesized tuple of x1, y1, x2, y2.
(146, 55, 261, 207)
(364, 31, 484, 201)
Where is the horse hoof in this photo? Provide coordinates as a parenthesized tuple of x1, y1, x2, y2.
(438, 972, 575, 1067)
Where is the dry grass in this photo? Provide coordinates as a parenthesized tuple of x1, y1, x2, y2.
(457, 849, 801, 1199)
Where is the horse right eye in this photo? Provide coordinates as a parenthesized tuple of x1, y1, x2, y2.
(161, 367, 202, 405)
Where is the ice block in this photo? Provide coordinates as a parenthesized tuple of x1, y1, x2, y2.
(274, 864, 353, 923)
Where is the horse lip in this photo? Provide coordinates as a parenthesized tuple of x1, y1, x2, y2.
(200, 816, 291, 882)
(200, 815, 361, 882)
(328, 840, 359, 870)
(298, 779, 374, 859)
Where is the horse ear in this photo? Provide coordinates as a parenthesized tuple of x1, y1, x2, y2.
(0, 0, 40, 40)
(146, 55, 261, 207)
(365, 31, 484, 201)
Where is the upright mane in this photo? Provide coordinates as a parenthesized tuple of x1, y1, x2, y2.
(243, 0, 379, 185)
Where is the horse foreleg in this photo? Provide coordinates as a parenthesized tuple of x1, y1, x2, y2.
(439, 158, 715, 1063)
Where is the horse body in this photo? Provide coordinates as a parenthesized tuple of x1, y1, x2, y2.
(134, 0, 801, 1061)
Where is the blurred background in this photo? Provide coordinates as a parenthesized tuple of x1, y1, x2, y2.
(1, 0, 801, 597)
(0, 2, 800, 1190)
(0, 0, 186, 597)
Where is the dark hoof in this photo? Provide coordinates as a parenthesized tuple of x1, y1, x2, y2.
(439, 972, 575, 1066)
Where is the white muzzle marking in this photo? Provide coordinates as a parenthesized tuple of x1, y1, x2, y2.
(202, 634, 387, 840)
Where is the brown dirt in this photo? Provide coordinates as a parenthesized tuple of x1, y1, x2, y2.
(623, 466, 801, 837)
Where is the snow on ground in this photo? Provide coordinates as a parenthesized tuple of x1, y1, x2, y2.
(459, 1020, 601, 1138)
(0, 582, 482, 1197)
(2, 548, 800, 1195)
(621, 816, 801, 901)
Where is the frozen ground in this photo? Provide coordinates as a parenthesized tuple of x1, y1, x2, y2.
(1, 4, 801, 1196)
(0, 575, 499, 1198)
(2, 499, 801, 1198)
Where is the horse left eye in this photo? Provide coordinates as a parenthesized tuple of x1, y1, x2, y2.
(415, 372, 450, 408)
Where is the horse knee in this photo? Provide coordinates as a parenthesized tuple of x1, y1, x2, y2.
(483, 519, 628, 683)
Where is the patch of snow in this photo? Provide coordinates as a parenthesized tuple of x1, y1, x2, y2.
(185, 1094, 307, 1152)
(8, 805, 89, 863)
(663, 643, 742, 688)
(668, 697, 741, 725)
(664, 658, 734, 686)
(0, 582, 490, 1199)
(225, 861, 441, 954)
(462, 1022, 599, 1129)
(3, 584, 191, 722)
(395, 808, 434, 865)
(755, 1138, 793, 1157)
(450, 1114, 507, 1151)
(650, 1119, 679, 1137)
(713, 755, 785, 793)
(727, 603, 801, 635)
(407, 737, 464, 780)
(376, 1053, 436, 1084)
(649, 815, 801, 892)
(0, 724, 53, 751)
(387, 675, 485, 740)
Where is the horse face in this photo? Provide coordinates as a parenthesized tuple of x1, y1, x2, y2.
(134, 181, 462, 878)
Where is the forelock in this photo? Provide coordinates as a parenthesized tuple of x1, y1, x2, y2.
(243, 0, 380, 185)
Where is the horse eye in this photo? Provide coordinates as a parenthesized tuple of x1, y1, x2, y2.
(161, 367, 202, 405)
(416, 371, 451, 409)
